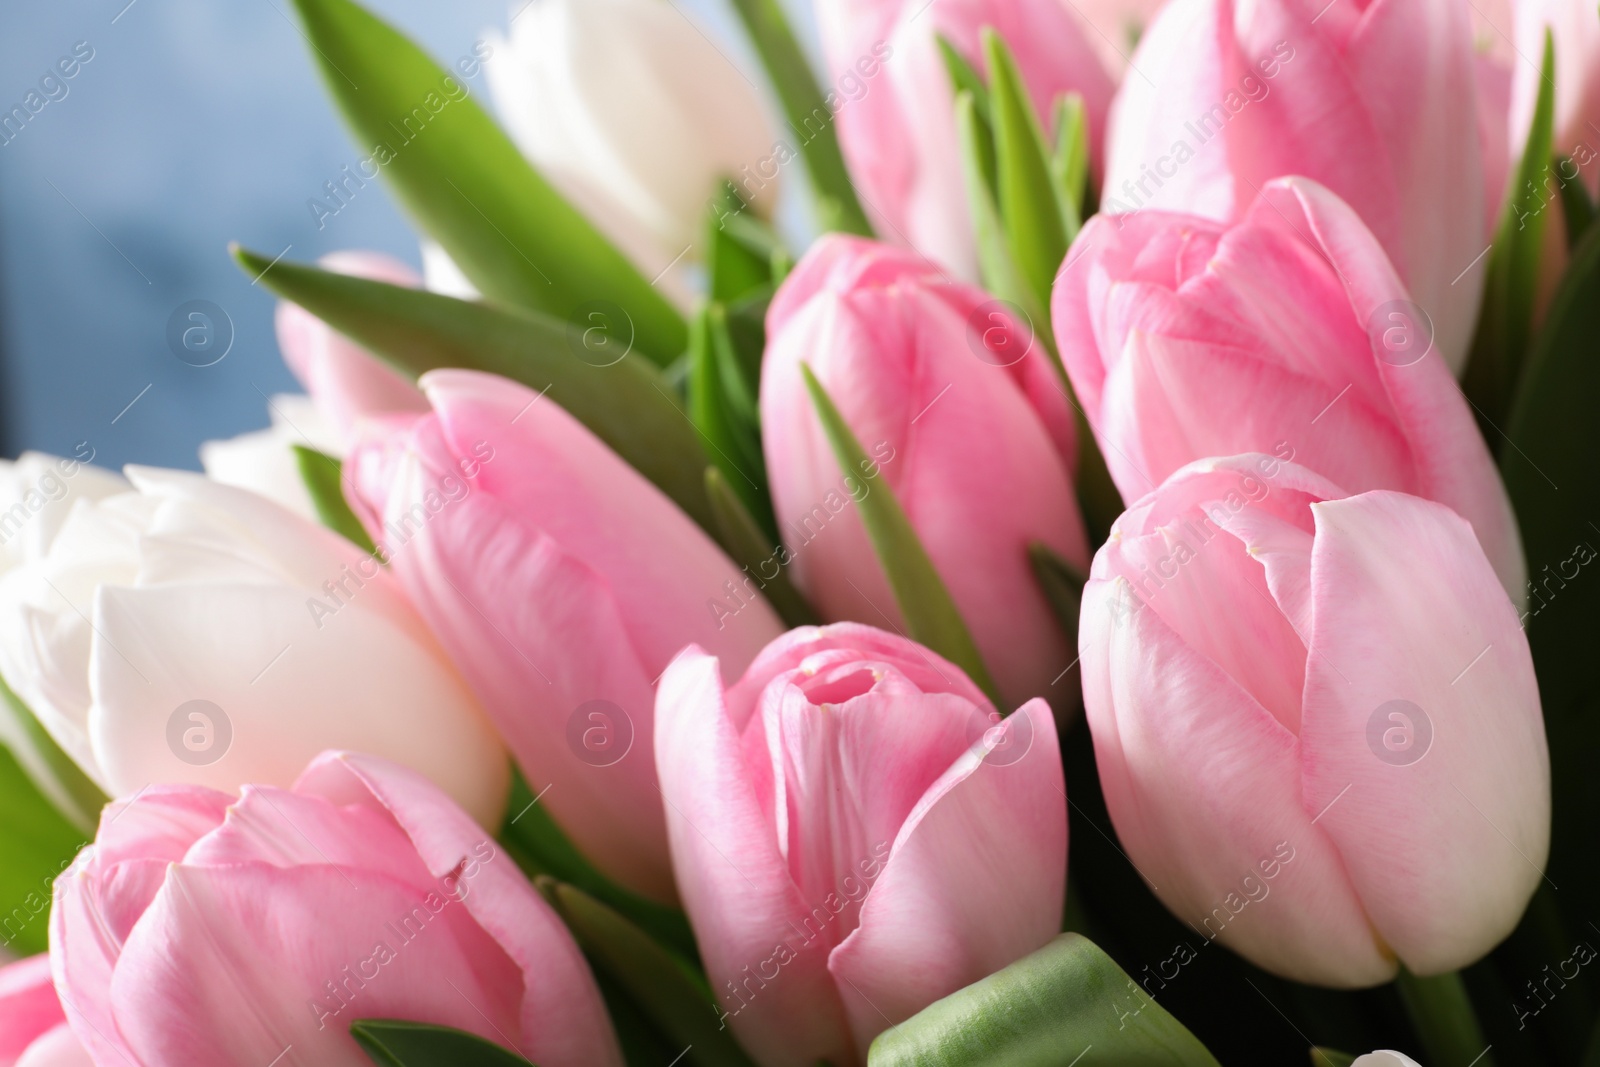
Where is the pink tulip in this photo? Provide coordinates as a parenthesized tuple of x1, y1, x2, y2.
(763, 235, 1089, 710)
(1103, 0, 1488, 368)
(275, 251, 428, 445)
(1079, 454, 1549, 986)
(656, 624, 1065, 1066)
(344, 370, 784, 902)
(816, 0, 1114, 279)
(1052, 177, 1525, 601)
(0, 956, 88, 1067)
(50, 751, 622, 1067)
(1512, 0, 1600, 194)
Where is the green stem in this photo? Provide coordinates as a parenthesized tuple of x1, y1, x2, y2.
(723, 0, 874, 237)
(1396, 968, 1496, 1067)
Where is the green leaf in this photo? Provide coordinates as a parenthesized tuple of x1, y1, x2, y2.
(705, 467, 819, 629)
(984, 29, 1069, 327)
(955, 91, 1030, 321)
(542, 880, 758, 1067)
(1394, 969, 1495, 1067)
(287, 0, 685, 362)
(1556, 154, 1596, 248)
(498, 770, 697, 964)
(1050, 94, 1089, 242)
(1309, 1050, 1357, 1067)
(1464, 30, 1555, 433)
(800, 365, 1000, 703)
(0, 736, 88, 955)
(723, 0, 873, 237)
(293, 446, 377, 553)
(936, 36, 991, 126)
(232, 246, 714, 532)
(867, 934, 1222, 1066)
(351, 1020, 535, 1066)
(0, 671, 106, 834)
(688, 304, 770, 527)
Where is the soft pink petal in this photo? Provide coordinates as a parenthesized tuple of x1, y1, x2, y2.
(0, 956, 63, 1065)
(14, 1025, 91, 1067)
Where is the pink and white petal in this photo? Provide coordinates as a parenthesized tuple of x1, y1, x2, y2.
(654, 648, 855, 1067)
(14, 1025, 91, 1067)
(1300, 492, 1549, 974)
(827, 700, 1065, 1057)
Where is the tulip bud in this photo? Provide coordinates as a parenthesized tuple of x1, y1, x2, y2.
(763, 235, 1090, 709)
(655, 624, 1066, 1066)
(483, 0, 778, 303)
(0, 467, 508, 827)
(816, 0, 1114, 278)
(1079, 455, 1549, 986)
(1052, 177, 1524, 601)
(343, 370, 784, 902)
(1103, 0, 1489, 368)
(51, 752, 623, 1067)
(0, 954, 87, 1066)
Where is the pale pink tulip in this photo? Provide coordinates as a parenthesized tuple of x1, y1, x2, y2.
(0, 956, 89, 1067)
(344, 370, 784, 902)
(1080, 455, 1549, 986)
(763, 235, 1088, 710)
(817, 0, 1114, 279)
(656, 624, 1065, 1067)
(1052, 177, 1524, 601)
(1103, 0, 1488, 368)
(1512, 0, 1600, 194)
(51, 751, 621, 1067)
(275, 251, 428, 444)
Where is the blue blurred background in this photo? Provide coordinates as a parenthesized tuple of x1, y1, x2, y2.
(0, 0, 794, 470)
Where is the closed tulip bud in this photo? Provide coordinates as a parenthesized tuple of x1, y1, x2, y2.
(655, 624, 1066, 1066)
(1104, 0, 1488, 368)
(0, 954, 88, 1066)
(483, 0, 778, 302)
(0, 467, 508, 827)
(817, 0, 1114, 278)
(1052, 177, 1524, 601)
(762, 235, 1088, 710)
(343, 370, 784, 902)
(51, 752, 622, 1067)
(1080, 455, 1549, 986)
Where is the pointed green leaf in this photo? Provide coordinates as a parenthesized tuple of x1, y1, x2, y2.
(984, 29, 1069, 323)
(1050, 93, 1089, 241)
(542, 880, 758, 1067)
(937, 36, 992, 125)
(1464, 31, 1555, 432)
(705, 467, 819, 629)
(956, 90, 1031, 322)
(498, 770, 697, 964)
(351, 1020, 535, 1066)
(0, 735, 88, 955)
(293, 446, 377, 554)
(868, 934, 1222, 1066)
(800, 365, 999, 703)
(287, 0, 685, 362)
(723, 0, 873, 237)
(0, 672, 106, 835)
(689, 303, 769, 526)
(232, 246, 713, 532)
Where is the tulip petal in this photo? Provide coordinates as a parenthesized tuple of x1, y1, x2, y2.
(0, 956, 63, 1064)
(827, 700, 1065, 1057)
(1299, 492, 1549, 974)
(14, 1025, 91, 1067)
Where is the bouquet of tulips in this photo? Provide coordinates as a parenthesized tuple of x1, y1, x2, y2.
(2, 0, 1597, 1061)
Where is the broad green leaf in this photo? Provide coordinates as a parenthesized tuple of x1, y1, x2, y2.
(1310, 1051, 1357, 1067)
(0, 736, 88, 955)
(1464, 31, 1555, 433)
(705, 467, 819, 629)
(1050, 94, 1089, 241)
(1501, 220, 1600, 941)
(287, 0, 685, 362)
(0, 671, 106, 834)
(232, 247, 714, 532)
(985, 29, 1068, 326)
(800, 365, 1000, 703)
(498, 770, 697, 964)
(293, 446, 377, 554)
(688, 304, 769, 527)
(868, 934, 1221, 1066)
(1556, 154, 1596, 248)
(542, 881, 758, 1067)
(724, 0, 873, 237)
(351, 1020, 535, 1066)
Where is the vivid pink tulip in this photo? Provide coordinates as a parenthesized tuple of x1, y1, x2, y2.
(0, 956, 88, 1066)
(275, 251, 428, 444)
(344, 370, 784, 902)
(1512, 0, 1600, 193)
(1079, 455, 1549, 986)
(816, 0, 1114, 279)
(1052, 177, 1525, 601)
(1103, 0, 1488, 368)
(51, 751, 622, 1067)
(763, 235, 1089, 710)
(656, 624, 1066, 1066)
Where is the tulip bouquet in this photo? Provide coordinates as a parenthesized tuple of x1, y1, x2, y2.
(3, 0, 1600, 1061)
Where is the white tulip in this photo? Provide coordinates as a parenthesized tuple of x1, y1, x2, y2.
(0, 467, 508, 826)
(1353, 1054, 1424, 1067)
(484, 0, 779, 302)
(199, 394, 343, 520)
